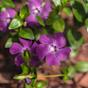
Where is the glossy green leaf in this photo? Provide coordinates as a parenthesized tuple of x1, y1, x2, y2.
(61, 0, 68, 6)
(67, 29, 84, 47)
(20, 5, 30, 19)
(75, 62, 88, 72)
(19, 28, 34, 40)
(21, 64, 29, 74)
(36, 81, 46, 88)
(22, 50, 31, 63)
(25, 84, 32, 88)
(36, 16, 45, 26)
(73, 8, 83, 22)
(2, 0, 15, 8)
(62, 68, 69, 81)
(85, 18, 88, 27)
(72, 1, 86, 22)
(9, 18, 23, 29)
(53, 18, 65, 32)
(70, 0, 75, 5)
(84, 3, 88, 13)
(5, 38, 12, 48)
(63, 7, 72, 16)
(46, 6, 59, 25)
(52, 0, 61, 6)
(67, 66, 76, 78)
(37, 82, 44, 88)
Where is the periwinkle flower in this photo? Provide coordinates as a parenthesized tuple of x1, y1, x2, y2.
(36, 33, 71, 65)
(10, 38, 32, 66)
(26, 0, 52, 24)
(0, 8, 16, 32)
(25, 78, 31, 84)
(30, 42, 41, 67)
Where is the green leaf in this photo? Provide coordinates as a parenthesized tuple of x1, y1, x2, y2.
(20, 5, 30, 19)
(70, 48, 78, 58)
(5, 38, 12, 48)
(46, 6, 59, 25)
(36, 81, 47, 88)
(62, 68, 69, 81)
(67, 29, 84, 47)
(2, 0, 15, 8)
(21, 64, 29, 74)
(75, 61, 88, 72)
(53, 18, 65, 32)
(9, 18, 23, 29)
(73, 8, 83, 22)
(83, 3, 88, 13)
(67, 66, 76, 78)
(19, 28, 34, 40)
(63, 7, 72, 16)
(52, 0, 61, 6)
(61, 0, 68, 6)
(85, 18, 88, 28)
(72, 1, 86, 22)
(25, 84, 32, 88)
(22, 50, 31, 62)
(69, 0, 75, 5)
(36, 16, 45, 26)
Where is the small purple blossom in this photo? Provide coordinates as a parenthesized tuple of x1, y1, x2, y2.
(36, 33, 71, 65)
(10, 38, 32, 66)
(26, 0, 52, 24)
(25, 78, 31, 84)
(0, 8, 16, 32)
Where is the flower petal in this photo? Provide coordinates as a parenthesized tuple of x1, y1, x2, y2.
(30, 55, 41, 67)
(28, 0, 42, 7)
(25, 78, 31, 84)
(41, 0, 52, 19)
(10, 43, 22, 54)
(0, 21, 8, 32)
(6, 8, 16, 18)
(39, 34, 52, 44)
(46, 47, 71, 65)
(26, 14, 37, 23)
(36, 44, 49, 59)
(46, 53, 59, 65)
(0, 11, 9, 19)
(19, 38, 32, 47)
(31, 42, 38, 53)
(53, 33, 66, 48)
(15, 54, 24, 66)
(56, 47, 71, 61)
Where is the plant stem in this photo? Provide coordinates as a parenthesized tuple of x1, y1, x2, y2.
(14, 74, 63, 80)
(37, 74, 63, 78)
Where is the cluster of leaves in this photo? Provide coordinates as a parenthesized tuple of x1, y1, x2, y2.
(62, 61, 88, 81)
(1, 0, 88, 88)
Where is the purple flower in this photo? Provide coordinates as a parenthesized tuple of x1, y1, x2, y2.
(10, 38, 32, 66)
(30, 42, 41, 67)
(25, 78, 31, 84)
(36, 33, 71, 65)
(26, 0, 51, 24)
(0, 8, 16, 32)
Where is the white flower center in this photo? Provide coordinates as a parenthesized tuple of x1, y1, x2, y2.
(49, 42, 58, 52)
(34, 9, 39, 14)
(32, 6, 41, 15)
(49, 45, 55, 52)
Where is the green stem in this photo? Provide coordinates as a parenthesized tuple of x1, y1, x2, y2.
(14, 74, 63, 80)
